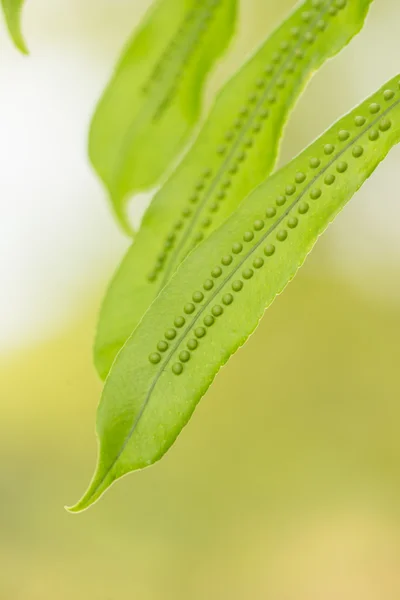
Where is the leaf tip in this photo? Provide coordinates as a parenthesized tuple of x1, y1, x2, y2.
(111, 194, 135, 238)
(17, 40, 29, 55)
(65, 460, 115, 513)
(64, 487, 98, 514)
(64, 498, 92, 515)
(13, 28, 29, 54)
(12, 34, 29, 54)
(65, 480, 104, 514)
(1, 0, 29, 54)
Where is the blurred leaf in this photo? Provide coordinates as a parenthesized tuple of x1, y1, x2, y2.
(94, 0, 374, 380)
(69, 75, 400, 511)
(89, 0, 238, 234)
(1, 0, 28, 54)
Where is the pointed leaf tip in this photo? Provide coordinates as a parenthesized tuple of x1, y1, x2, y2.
(65, 468, 113, 513)
(1, 0, 29, 54)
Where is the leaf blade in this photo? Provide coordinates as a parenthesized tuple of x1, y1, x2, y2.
(94, 0, 374, 378)
(70, 74, 400, 512)
(89, 0, 238, 233)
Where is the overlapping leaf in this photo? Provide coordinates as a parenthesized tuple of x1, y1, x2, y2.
(94, 0, 374, 379)
(69, 74, 400, 512)
(1, 0, 28, 53)
(89, 0, 238, 234)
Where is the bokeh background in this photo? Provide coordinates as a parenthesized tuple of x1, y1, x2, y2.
(1, 0, 400, 598)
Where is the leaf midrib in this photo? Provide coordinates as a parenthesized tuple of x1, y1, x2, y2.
(109, 0, 218, 195)
(158, 0, 334, 287)
(144, 2, 201, 90)
(153, 0, 222, 119)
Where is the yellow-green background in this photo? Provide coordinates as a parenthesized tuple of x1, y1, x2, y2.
(1, 1, 400, 598)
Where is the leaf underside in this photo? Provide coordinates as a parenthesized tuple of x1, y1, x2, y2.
(89, 0, 238, 234)
(69, 74, 400, 512)
(1, 0, 28, 53)
(94, 0, 374, 379)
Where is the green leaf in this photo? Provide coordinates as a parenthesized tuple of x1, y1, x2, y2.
(94, 0, 374, 380)
(69, 75, 400, 512)
(89, 0, 238, 234)
(1, 0, 28, 54)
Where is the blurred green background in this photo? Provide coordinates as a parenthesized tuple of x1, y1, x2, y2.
(1, 1, 400, 598)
